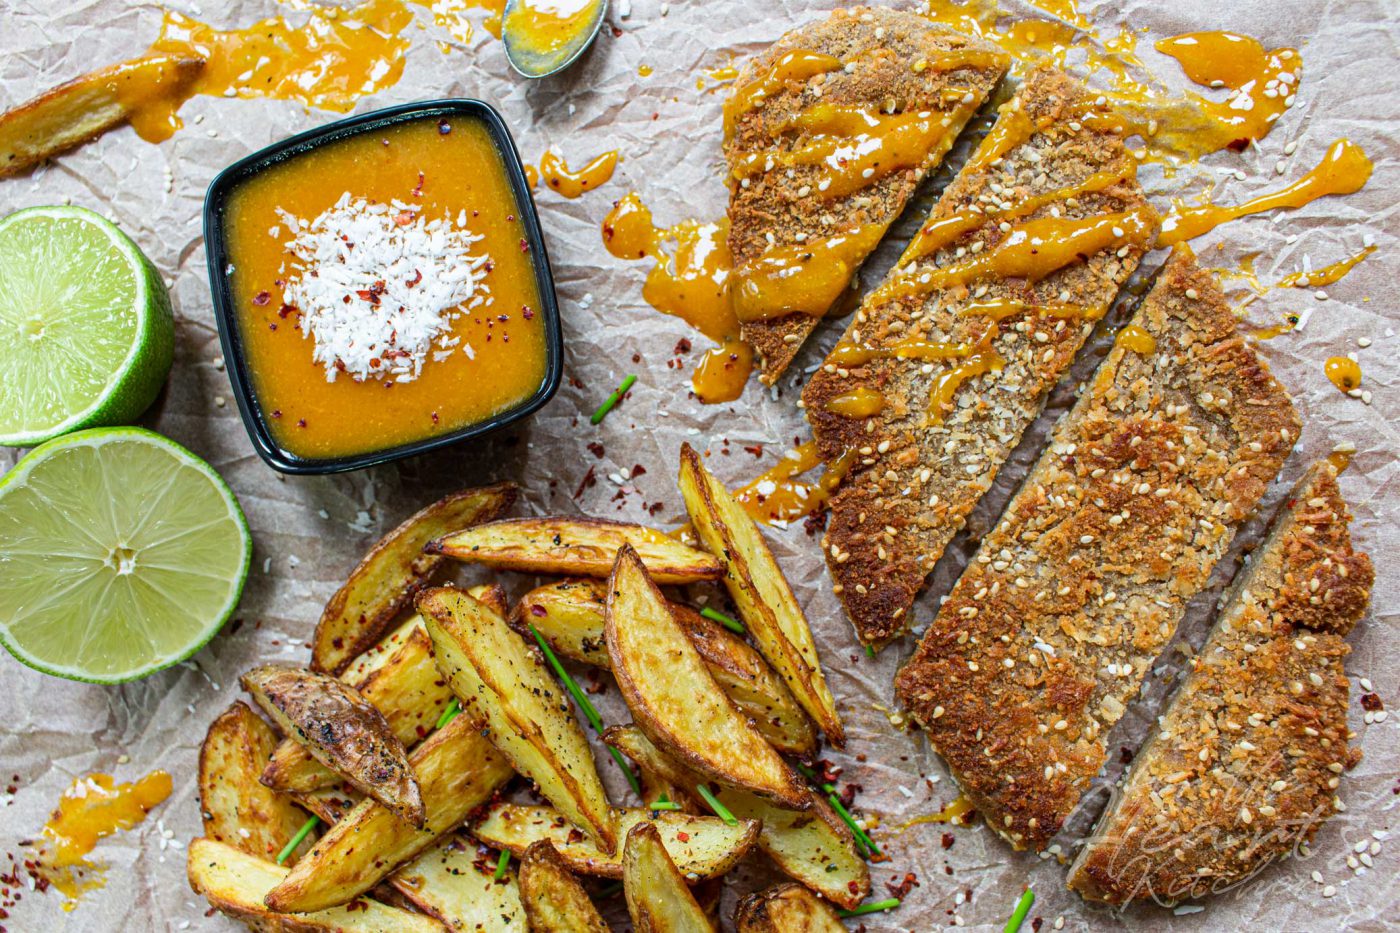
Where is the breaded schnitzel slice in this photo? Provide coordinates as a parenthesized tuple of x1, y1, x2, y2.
(1068, 459, 1372, 904)
(802, 67, 1157, 647)
(724, 6, 1009, 384)
(893, 248, 1300, 851)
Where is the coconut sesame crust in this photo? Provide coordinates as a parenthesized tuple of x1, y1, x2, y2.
(725, 6, 1009, 384)
(1066, 459, 1372, 905)
(802, 67, 1155, 647)
(892, 247, 1301, 852)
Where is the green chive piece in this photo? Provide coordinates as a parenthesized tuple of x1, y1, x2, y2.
(494, 849, 511, 880)
(1004, 888, 1035, 933)
(696, 784, 738, 826)
(648, 799, 682, 811)
(529, 624, 643, 797)
(277, 815, 319, 865)
(838, 898, 901, 918)
(700, 606, 745, 635)
(434, 697, 461, 731)
(865, 643, 875, 657)
(591, 375, 637, 425)
(826, 792, 881, 856)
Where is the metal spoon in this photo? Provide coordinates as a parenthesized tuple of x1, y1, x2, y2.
(501, 0, 609, 79)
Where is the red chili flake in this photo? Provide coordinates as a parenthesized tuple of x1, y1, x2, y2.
(586, 442, 605, 458)
(566, 828, 585, 844)
(529, 604, 547, 617)
(271, 410, 282, 418)
(268, 322, 277, 330)
(411, 172, 425, 198)
(631, 352, 642, 364)
(296, 419, 307, 428)
(278, 303, 297, 318)
(438, 119, 452, 134)
(519, 238, 530, 253)
(941, 832, 955, 849)
(507, 214, 515, 222)
(522, 306, 534, 320)
(394, 210, 416, 227)
(357, 289, 380, 305)
(252, 290, 271, 306)
(573, 466, 597, 499)
(743, 445, 763, 458)
(674, 338, 692, 354)
(676, 832, 690, 842)
(885, 871, 919, 899)
(1361, 693, 1384, 711)
(405, 269, 423, 288)
(430, 412, 440, 424)
(648, 502, 664, 515)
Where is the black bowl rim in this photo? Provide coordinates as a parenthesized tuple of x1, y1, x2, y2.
(202, 99, 563, 475)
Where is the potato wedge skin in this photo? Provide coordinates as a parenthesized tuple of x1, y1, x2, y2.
(264, 620, 452, 795)
(678, 444, 844, 747)
(187, 837, 447, 933)
(198, 702, 315, 865)
(604, 726, 869, 909)
(390, 834, 524, 932)
(517, 579, 816, 756)
(734, 883, 847, 933)
(264, 713, 512, 913)
(623, 823, 715, 933)
(472, 804, 759, 881)
(605, 547, 809, 810)
(430, 516, 722, 584)
(243, 665, 424, 827)
(419, 586, 617, 854)
(517, 841, 610, 933)
(314, 484, 518, 675)
(0, 55, 204, 179)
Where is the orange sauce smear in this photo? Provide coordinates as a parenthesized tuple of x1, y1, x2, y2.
(722, 50, 842, 136)
(897, 794, 977, 831)
(1324, 357, 1362, 393)
(1277, 246, 1376, 289)
(1116, 323, 1156, 355)
(1327, 448, 1355, 474)
(1249, 314, 1298, 342)
(138, 0, 415, 141)
(732, 442, 858, 525)
(602, 193, 753, 403)
(428, 0, 508, 44)
(31, 771, 172, 904)
(224, 117, 547, 460)
(1157, 139, 1373, 246)
(824, 387, 886, 418)
(539, 149, 618, 198)
(731, 224, 885, 324)
(501, 0, 602, 58)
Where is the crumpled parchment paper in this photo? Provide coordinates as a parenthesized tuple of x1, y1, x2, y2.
(0, 0, 1396, 929)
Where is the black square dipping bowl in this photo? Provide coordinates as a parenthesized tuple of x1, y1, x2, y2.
(204, 99, 562, 474)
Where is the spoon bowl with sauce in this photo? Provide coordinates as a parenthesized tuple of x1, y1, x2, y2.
(501, 0, 608, 78)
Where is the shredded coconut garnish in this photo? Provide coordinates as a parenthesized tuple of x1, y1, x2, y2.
(277, 193, 490, 383)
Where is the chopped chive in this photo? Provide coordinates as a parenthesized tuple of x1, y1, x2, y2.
(494, 849, 511, 880)
(590, 374, 637, 425)
(648, 798, 683, 811)
(700, 606, 745, 635)
(795, 764, 881, 857)
(277, 815, 319, 865)
(529, 623, 643, 797)
(434, 697, 461, 730)
(1003, 888, 1035, 933)
(696, 784, 738, 826)
(865, 643, 875, 657)
(838, 898, 901, 918)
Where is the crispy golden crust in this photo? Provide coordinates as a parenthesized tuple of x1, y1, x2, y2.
(1068, 460, 1373, 904)
(726, 6, 1009, 383)
(893, 248, 1300, 851)
(803, 67, 1156, 646)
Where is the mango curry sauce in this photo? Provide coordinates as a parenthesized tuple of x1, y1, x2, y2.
(222, 117, 548, 461)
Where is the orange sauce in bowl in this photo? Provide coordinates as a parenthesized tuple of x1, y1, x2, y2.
(223, 116, 548, 461)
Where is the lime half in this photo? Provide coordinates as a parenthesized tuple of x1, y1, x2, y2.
(0, 206, 174, 447)
(0, 428, 251, 683)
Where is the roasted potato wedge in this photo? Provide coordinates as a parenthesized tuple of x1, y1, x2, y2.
(291, 787, 361, 825)
(678, 444, 844, 747)
(264, 713, 512, 913)
(604, 726, 869, 909)
(313, 484, 518, 674)
(605, 547, 808, 810)
(187, 838, 446, 933)
(198, 701, 316, 865)
(465, 582, 510, 619)
(390, 834, 524, 932)
(517, 579, 816, 756)
(735, 884, 846, 933)
(517, 840, 609, 933)
(0, 55, 205, 179)
(429, 517, 722, 584)
(624, 823, 715, 932)
(472, 804, 759, 881)
(264, 619, 452, 796)
(419, 586, 616, 853)
(243, 665, 424, 827)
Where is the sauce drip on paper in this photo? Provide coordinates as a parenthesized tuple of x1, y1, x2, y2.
(1324, 357, 1361, 393)
(26, 770, 172, 907)
(539, 149, 618, 198)
(732, 442, 858, 525)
